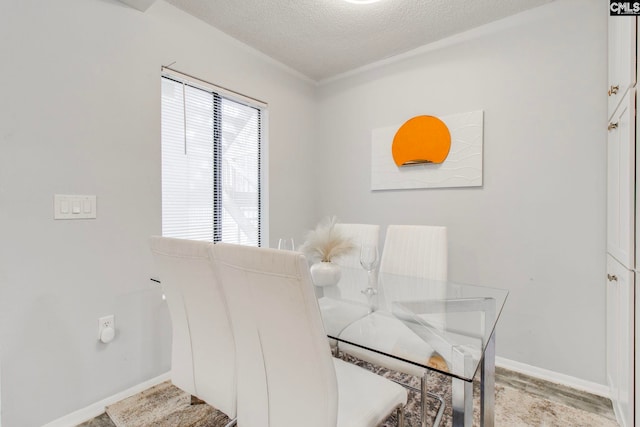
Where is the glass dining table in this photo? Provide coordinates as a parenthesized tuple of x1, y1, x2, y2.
(315, 267, 508, 427)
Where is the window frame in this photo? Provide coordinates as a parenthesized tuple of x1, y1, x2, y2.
(160, 68, 269, 247)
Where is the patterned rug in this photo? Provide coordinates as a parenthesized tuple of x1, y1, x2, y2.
(105, 355, 618, 427)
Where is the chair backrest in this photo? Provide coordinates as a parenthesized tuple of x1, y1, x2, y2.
(379, 225, 447, 280)
(149, 236, 236, 417)
(333, 223, 380, 269)
(211, 243, 338, 427)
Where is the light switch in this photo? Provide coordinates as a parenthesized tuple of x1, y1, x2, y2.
(54, 195, 97, 220)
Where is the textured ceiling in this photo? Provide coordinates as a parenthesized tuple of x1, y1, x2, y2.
(164, 0, 554, 82)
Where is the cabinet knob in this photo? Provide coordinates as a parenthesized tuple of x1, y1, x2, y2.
(607, 273, 618, 282)
(608, 122, 619, 131)
(608, 85, 620, 96)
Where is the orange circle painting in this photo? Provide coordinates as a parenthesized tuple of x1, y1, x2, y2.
(392, 115, 451, 166)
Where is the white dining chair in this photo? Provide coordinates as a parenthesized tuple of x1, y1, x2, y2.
(333, 223, 380, 269)
(319, 223, 380, 352)
(376, 224, 448, 307)
(338, 225, 448, 425)
(211, 243, 407, 427)
(149, 236, 237, 426)
(379, 225, 447, 280)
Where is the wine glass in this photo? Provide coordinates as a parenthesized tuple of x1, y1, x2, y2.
(360, 244, 379, 308)
(360, 244, 379, 273)
(278, 237, 295, 251)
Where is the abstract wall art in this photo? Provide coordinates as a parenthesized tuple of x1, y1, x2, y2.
(392, 115, 451, 166)
(371, 110, 484, 190)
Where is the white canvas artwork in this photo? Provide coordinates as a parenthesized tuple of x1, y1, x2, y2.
(371, 110, 484, 190)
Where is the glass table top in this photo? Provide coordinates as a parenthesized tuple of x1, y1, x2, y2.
(317, 267, 509, 382)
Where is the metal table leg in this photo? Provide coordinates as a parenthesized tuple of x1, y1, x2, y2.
(452, 376, 473, 426)
(451, 345, 474, 427)
(481, 330, 496, 427)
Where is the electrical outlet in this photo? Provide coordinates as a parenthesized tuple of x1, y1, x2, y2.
(98, 315, 114, 340)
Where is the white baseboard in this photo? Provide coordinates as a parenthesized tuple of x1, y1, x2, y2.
(496, 356, 610, 398)
(42, 372, 171, 427)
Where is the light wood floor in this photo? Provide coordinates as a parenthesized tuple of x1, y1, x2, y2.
(78, 367, 618, 426)
(495, 367, 616, 421)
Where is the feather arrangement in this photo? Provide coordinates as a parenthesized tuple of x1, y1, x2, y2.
(300, 216, 356, 262)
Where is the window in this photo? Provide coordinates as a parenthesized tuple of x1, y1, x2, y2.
(161, 72, 264, 246)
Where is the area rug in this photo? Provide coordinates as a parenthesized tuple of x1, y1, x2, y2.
(106, 356, 618, 427)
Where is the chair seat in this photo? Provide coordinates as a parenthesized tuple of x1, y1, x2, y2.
(333, 358, 406, 427)
(318, 297, 370, 338)
(338, 312, 435, 378)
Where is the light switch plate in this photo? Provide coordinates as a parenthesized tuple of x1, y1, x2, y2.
(54, 195, 97, 219)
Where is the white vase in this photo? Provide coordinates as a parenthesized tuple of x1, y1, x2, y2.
(310, 261, 341, 287)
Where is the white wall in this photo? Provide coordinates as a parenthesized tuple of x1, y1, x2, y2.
(0, 1, 317, 425)
(316, 0, 608, 384)
(0, 0, 610, 423)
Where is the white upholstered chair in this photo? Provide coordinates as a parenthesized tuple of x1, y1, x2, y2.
(377, 224, 448, 310)
(337, 226, 448, 424)
(149, 236, 236, 426)
(339, 225, 448, 371)
(379, 225, 447, 281)
(211, 243, 407, 427)
(320, 223, 380, 351)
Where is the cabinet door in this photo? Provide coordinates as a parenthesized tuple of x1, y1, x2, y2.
(606, 255, 634, 427)
(607, 89, 635, 269)
(608, 16, 636, 117)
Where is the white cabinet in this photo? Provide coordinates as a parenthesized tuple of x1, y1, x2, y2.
(606, 255, 635, 427)
(607, 15, 637, 427)
(607, 88, 635, 269)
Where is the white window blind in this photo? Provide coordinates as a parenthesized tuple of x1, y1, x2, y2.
(161, 75, 263, 246)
